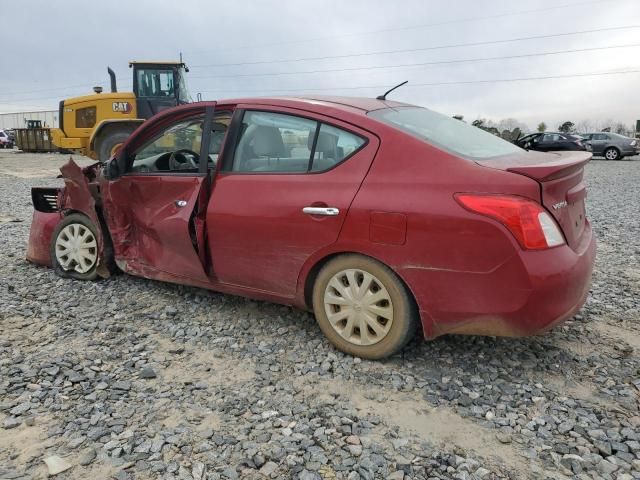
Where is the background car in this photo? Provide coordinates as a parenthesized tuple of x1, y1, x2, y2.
(515, 132, 590, 152)
(580, 132, 638, 160)
(0, 129, 14, 149)
(26, 97, 595, 359)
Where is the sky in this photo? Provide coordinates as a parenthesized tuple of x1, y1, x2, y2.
(1, 0, 639, 131)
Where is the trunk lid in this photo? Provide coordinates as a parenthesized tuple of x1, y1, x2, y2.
(478, 150, 591, 250)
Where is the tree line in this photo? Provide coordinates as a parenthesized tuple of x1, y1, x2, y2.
(455, 115, 637, 137)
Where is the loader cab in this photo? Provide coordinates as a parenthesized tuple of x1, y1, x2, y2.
(130, 62, 192, 119)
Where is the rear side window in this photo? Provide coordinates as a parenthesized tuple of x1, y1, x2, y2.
(310, 123, 366, 172)
(368, 107, 522, 159)
(542, 134, 565, 142)
(231, 110, 365, 173)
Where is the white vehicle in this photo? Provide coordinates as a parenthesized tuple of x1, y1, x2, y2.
(0, 130, 14, 149)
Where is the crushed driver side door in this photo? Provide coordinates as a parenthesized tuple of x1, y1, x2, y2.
(101, 105, 216, 286)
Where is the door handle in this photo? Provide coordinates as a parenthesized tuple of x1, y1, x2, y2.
(302, 206, 340, 216)
(175, 200, 188, 207)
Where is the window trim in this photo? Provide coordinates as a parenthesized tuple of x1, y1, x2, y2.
(220, 108, 369, 175)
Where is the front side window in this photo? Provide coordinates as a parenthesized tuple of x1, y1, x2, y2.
(231, 111, 365, 173)
(131, 116, 204, 173)
(369, 107, 522, 159)
(129, 113, 231, 174)
(136, 69, 175, 98)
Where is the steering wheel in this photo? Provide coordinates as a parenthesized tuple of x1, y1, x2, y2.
(168, 149, 200, 171)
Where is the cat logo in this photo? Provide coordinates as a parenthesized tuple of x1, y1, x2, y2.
(112, 102, 132, 113)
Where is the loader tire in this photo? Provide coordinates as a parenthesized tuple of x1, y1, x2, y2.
(97, 130, 132, 162)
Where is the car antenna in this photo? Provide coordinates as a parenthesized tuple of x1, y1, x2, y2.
(376, 80, 408, 101)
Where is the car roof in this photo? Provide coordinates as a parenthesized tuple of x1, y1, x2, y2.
(217, 96, 412, 114)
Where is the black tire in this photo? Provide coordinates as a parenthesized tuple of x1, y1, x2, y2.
(50, 214, 100, 281)
(312, 254, 417, 360)
(97, 130, 132, 162)
(604, 147, 620, 161)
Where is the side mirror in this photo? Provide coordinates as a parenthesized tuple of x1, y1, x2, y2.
(524, 142, 532, 150)
(102, 158, 119, 180)
(116, 150, 128, 176)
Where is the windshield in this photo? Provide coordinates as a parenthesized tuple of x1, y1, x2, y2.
(368, 107, 523, 159)
(136, 68, 175, 98)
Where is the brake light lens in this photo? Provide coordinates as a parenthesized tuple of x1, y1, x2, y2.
(455, 194, 565, 250)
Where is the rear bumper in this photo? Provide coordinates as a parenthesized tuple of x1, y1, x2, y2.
(402, 221, 596, 338)
(26, 210, 60, 267)
(620, 146, 638, 156)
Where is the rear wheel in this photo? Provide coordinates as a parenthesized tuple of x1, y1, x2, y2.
(604, 147, 620, 160)
(96, 129, 132, 162)
(312, 254, 417, 359)
(50, 214, 100, 280)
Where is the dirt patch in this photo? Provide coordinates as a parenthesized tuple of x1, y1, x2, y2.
(27, 455, 120, 480)
(590, 320, 640, 350)
(2, 168, 64, 179)
(0, 316, 61, 351)
(62, 462, 120, 480)
(555, 338, 611, 357)
(158, 407, 221, 431)
(545, 374, 599, 403)
(295, 378, 531, 475)
(0, 415, 53, 468)
(0, 152, 94, 180)
(0, 214, 23, 223)
(152, 335, 255, 386)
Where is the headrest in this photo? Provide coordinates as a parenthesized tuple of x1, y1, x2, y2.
(252, 126, 285, 157)
(315, 131, 338, 158)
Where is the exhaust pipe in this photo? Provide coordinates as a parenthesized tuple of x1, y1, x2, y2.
(107, 67, 117, 93)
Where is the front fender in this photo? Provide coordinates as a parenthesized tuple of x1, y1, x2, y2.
(26, 210, 62, 266)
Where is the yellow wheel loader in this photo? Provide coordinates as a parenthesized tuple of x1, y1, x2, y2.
(51, 61, 191, 161)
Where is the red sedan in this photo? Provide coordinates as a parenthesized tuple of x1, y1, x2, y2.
(26, 97, 596, 359)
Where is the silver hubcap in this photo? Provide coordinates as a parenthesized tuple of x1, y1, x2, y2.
(606, 149, 618, 160)
(323, 268, 393, 346)
(55, 223, 97, 274)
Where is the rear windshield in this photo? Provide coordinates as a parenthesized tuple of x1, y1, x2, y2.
(368, 107, 523, 159)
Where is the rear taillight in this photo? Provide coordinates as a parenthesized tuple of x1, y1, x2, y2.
(455, 194, 565, 250)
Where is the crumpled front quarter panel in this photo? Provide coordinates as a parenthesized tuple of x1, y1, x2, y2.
(58, 159, 111, 278)
(26, 210, 61, 266)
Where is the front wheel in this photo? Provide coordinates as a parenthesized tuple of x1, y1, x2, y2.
(312, 254, 417, 359)
(50, 214, 100, 280)
(604, 147, 620, 160)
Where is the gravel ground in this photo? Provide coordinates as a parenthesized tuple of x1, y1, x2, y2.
(0, 150, 638, 480)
